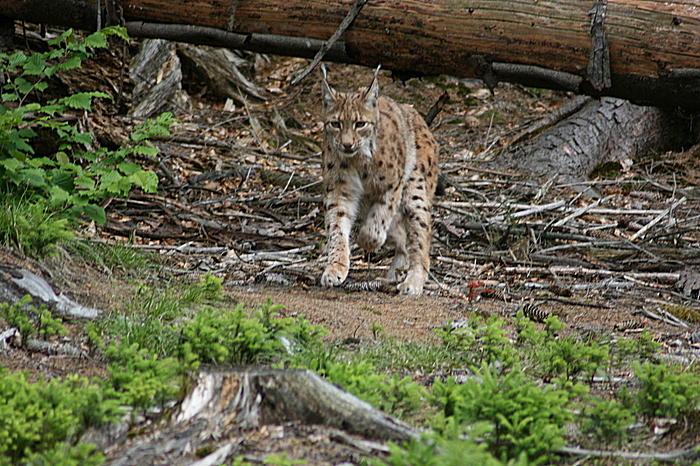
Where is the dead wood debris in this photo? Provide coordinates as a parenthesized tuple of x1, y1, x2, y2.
(2, 29, 700, 464)
(96, 46, 700, 335)
(92, 368, 416, 466)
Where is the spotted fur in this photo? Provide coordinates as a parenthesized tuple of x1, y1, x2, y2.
(319, 67, 439, 295)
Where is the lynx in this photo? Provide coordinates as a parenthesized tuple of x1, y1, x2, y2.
(319, 66, 439, 295)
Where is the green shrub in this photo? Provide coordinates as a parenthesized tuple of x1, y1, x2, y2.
(0, 370, 116, 466)
(1, 295, 66, 342)
(317, 357, 425, 417)
(516, 311, 607, 381)
(610, 329, 660, 368)
(194, 272, 224, 301)
(543, 336, 609, 381)
(180, 303, 278, 364)
(178, 298, 325, 365)
(37, 307, 66, 339)
(633, 361, 700, 419)
(21, 441, 104, 466)
(0, 26, 169, 231)
(580, 397, 633, 447)
(437, 314, 516, 368)
(432, 364, 574, 464)
(0, 196, 73, 256)
(105, 342, 185, 413)
(0, 295, 34, 339)
(379, 434, 530, 466)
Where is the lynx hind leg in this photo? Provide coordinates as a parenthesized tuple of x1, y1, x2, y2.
(386, 219, 408, 282)
(398, 124, 438, 296)
(398, 204, 432, 296)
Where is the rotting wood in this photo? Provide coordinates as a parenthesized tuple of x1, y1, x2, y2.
(177, 44, 267, 102)
(485, 97, 693, 189)
(3, 0, 700, 108)
(129, 39, 190, 118)
(507, 95, 592, 145)
(0, 263, 101, 320)
(97, 368, 418, 466)
(560, 444, 700, 462)
(630, 197, 687, 241)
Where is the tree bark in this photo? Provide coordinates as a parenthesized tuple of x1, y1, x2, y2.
(85, 368, 418, 466)
(129, 39, 191, 118)
(2, 0, 700, 108)
(486, 97, 691, 188)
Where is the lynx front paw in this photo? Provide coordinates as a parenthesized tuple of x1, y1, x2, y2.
(321, 264, 348, 287)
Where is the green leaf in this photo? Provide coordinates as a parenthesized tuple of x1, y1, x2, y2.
(15, 77, 34, 94)
(39, 103, 64, 116)
(46, 49, 67, 60)
(7, 51, 28, 69)
(58, 55, 85, 71)
(24, 102, 41, 112)
(74, 175, 95, 190)
(27, 157, 56, 168)
(100, 170, 122, 184)
(117, 161, 142, 175)
(8, 129, 36, 154)
(17, 127, 37, 138)
(100, 25, 130, 41)
(56, 152, 70, 165)
(20, 167, 47, 187)
(49, 185, 72, 206)
(67, 131, 94, 145)
(83, 31, 108, 49)
(49, 169, 75, 192)
(48, 29, 75, 47)
(0, 158, 22, 172)
(22, 53, 46, 76)
(82, 204, 106, 224)
(134, 144, 158, 157)
(61, 92, 109, 110)
(128, 170, 159, 193)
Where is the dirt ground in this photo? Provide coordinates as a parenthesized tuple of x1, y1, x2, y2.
(2, 24, 700, 465)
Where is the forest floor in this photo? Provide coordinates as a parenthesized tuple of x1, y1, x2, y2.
(2, 26, 700, 465)
(90, 41, 700, 347)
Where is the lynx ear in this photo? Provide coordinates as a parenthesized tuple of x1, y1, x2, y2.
(320, 64, 337, 110)
(363, 64, 381, 110)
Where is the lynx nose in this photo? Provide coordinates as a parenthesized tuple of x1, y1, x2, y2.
(342, 142, 354, 152)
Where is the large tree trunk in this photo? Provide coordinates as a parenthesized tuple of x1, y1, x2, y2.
(2, 0, 700, 108)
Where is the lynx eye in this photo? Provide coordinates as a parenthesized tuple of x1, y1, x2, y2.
(328, 121, 341, 129)
(355, 121, 369, 129)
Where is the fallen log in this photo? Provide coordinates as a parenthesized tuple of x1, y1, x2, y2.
(2, 0, 700, 108)
(486, 96, 694, 190)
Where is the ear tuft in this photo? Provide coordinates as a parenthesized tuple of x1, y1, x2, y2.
(321, 65, 336, 110)
(364, 64, 381, 110)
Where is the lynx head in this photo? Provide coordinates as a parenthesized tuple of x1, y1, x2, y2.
(321, 65, 381, 159)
